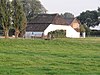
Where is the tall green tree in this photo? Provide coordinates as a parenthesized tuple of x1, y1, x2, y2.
(77, 10, 99, 27)
(97, 7, 100, 16)
(20, 0, 47, 21)
(0, 0, 12, 38)
(97, 7, 100, 22)
(19, 12, 27, 37)
(12, 0, 27, 38)
(80, 24, 86, 33)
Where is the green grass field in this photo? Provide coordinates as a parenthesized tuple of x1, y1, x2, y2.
(0, 38, 100, 75)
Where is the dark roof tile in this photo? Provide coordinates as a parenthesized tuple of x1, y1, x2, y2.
(26, 14, 67, 32)
(65, 18, 74, 25)
(29, 14, 57, 24)
(26, 23, 49, 32)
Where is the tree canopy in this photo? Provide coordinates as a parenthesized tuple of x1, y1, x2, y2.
(98, 7, 100, 16)
(0, 0, 45, 38)
(77, 10, 99, 27)
(61, 12, 74, 19)
(0, 0, 27, 38)
(20, 0, 47, 21)
(0, 0, 12, 38)
(12, 0, 27, 38)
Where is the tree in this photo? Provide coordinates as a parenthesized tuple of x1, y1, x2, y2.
(84, 24, 91, 36)
(80, 24, 86, 33)
(48, 30, 66, 39)
(77, 10, 99, 27)
(97, 7, 100, 16)
(12, 0, 27, 38)
(19, 12, 27, 37)
(0, 0, 12, 38)
(20, 0, 31, 18)
(97, 7, 100, 23)
(61, 12, 74, 19)
(20, 0, 47, 21)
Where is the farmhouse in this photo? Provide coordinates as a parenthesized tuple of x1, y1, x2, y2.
(25, 14, 80, 38)
(66, 18, 80, 31)
(66, 18, 81, 38)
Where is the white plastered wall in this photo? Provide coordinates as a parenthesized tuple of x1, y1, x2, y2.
(44, 24, 67, 35)
(66, 26, 80, 38)
(44, 24, 80, 38)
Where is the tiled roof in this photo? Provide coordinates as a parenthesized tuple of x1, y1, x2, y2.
(29, 14, 58, 24)
(65, 18, 74, 25)
(26, 14, 67, 32)
(26, 23, 49, 32)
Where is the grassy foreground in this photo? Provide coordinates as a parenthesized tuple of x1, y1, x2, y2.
(0, 38, 100, 75)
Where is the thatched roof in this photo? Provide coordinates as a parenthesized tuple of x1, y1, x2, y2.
(26, 14, 67, 32)
(66, 18, 75, 25)
(26, 23, 49, 32)
(29, 14, 58, 24)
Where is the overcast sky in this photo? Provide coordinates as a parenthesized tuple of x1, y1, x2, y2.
(40, 0, 100, 16)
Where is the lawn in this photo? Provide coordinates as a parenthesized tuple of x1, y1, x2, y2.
(0, 38, 100, 75)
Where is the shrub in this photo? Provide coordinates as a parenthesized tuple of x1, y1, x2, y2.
(48, 30, 66, 39)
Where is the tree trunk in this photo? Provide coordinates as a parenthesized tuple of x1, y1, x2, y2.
(19, 30, 25, 37)
(15, 28, 20, 38)
(4, 29, 9, 39)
